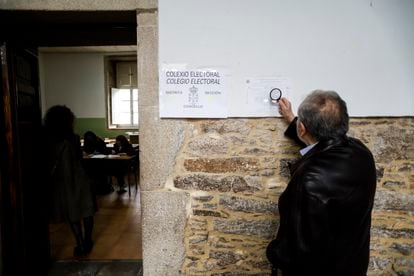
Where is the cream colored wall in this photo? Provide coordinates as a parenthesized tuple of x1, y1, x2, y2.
(40, 52, 106, 118)
(159, 0, 414, 117)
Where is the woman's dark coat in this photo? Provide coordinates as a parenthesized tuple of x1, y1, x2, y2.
(47, 134, 96, 223)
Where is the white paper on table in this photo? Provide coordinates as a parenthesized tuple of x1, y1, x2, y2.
(91, 154, 106, 159)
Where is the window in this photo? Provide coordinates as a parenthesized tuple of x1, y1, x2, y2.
(111, 87, 138, 125)
(106, 56, 138, 129)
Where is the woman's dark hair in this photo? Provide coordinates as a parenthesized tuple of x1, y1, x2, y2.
(298, 90, 349, 141)
(43, 105, 75, 141)
(115, 135, 130, 147)
(83, 131, 97, 143)
(83, 131, 99, 154)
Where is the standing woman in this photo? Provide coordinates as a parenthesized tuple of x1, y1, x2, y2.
(43, 105, 96, 257)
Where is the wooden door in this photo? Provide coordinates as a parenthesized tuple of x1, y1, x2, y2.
(0, 43, 49, 275)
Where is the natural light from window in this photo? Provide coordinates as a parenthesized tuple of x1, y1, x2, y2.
(111, 88, 138, 126)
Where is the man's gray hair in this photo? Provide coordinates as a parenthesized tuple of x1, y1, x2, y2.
(297, 90, 349, 141)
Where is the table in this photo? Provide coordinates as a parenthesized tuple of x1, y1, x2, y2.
(82, 154, 138, 196)
(105, 143, 139, 150)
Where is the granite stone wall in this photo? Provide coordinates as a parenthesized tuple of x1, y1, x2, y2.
(350, 118, 414, 276)
(167, 117, 414, 275)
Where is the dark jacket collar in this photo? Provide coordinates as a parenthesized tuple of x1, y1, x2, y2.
(289, 136, 348, 174)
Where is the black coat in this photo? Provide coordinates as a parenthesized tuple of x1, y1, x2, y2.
(83, 136, 108, 155)
(267, 118, 377, 276)
(46, 134, 96, 223)
(113, 141, 134, 156)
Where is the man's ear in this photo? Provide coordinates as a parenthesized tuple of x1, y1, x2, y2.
(298, 121, 307, 138)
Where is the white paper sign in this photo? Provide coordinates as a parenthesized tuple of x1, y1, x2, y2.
(245, 77, 291, 117)
(159, 64, 227, 118)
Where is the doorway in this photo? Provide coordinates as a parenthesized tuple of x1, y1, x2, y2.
(39, 46, 142, 261)
(0, 10, 142, 275)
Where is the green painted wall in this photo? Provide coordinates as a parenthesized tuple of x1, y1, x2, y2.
(74, 117, 137, 139)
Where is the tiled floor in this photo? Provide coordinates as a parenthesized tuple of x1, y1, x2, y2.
(49, 182, 142, 260)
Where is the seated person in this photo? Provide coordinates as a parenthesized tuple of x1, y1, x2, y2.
(82, 131, 112, 195)
(83, 131, 109, 155)
(113, 135, 136, 193)
(113, 135, 135, 156)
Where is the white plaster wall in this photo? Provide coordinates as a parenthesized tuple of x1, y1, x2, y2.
(39, 52, 105, 118)
(159, 0, 414, 116)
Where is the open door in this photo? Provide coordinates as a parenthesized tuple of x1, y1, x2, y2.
(0, 43, 49, 275)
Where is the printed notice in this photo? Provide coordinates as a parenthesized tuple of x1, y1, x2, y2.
(159, 64, 228, 118)
(245, 77, 292, 117)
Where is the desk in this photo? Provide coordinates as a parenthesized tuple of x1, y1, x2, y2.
(82, 154, 138, 196)
(105, 143, 139, 150)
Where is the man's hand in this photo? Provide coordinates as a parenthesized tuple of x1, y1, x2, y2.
(278, 97, 295, 124)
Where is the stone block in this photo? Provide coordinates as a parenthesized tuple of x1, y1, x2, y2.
(201, 119, 251, 135)
(139, 106, 186, 191)
(390, 243, 414, 256)
(184, 157, 259, 173)
(137, 9, 158, 26)
(370, 124, 414, 163)
(383, 181, 406, 190)
(193, 195, 214, 202)
(137, 0, 158, 9)
(141, 191, 189, 275)
(193, 209, 223, 218)
(208, 250, 244, 267)
(137, 15, 159, 107)
(374, 190, 414, 212)
(174, 174, 232, 192)
(368, 256, 392, 271)
(219, 196, 277, 215)
(189, 235, 208, 244)
(233, 175, 262, 193)
(186, 135, 229, 156)
(189, 218, 208, 232)
(371, 227, 414, 239)
(213, 219, 277, 239)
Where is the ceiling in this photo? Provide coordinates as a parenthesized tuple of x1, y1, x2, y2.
(0, 10, 137, 47)
(39, 45, 137, 53)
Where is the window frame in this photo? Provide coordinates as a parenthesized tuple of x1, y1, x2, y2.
(110, 87, 138, 127)
(104, 55, 138, 130)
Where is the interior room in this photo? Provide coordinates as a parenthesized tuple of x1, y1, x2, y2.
(39, 46, 142, 261)
(0, 9, 143, 275)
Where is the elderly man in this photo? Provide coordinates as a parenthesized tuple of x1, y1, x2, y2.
(267, 90, 377, 276)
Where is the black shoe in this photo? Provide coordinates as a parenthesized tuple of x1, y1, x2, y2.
(73, 245, 85, 257)
(83, 240, 94, 255)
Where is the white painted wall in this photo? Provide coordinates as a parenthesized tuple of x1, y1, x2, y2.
(39, 53, 106, 117)
(159, 0, 414, 116)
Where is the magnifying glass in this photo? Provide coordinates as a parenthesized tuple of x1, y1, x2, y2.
(269, 88, 282, 102)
